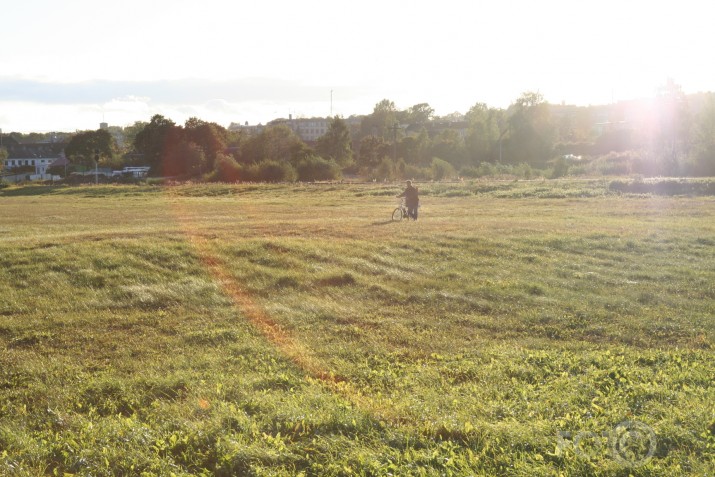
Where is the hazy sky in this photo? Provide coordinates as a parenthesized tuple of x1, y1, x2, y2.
(1, 0, 712, 133)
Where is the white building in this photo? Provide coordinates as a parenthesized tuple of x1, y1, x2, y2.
(3, 157, 56, 175)
(1, 136, 67, 181)
(234, 116, 332, 143)
(290, 117, 330, 142)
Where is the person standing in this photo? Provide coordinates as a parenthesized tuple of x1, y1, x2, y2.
(397, 180, 419, 220)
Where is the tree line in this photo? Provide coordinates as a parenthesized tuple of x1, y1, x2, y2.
(5, 80, 715, 181)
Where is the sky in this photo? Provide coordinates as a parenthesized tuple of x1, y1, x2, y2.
(1, 0, 713, 133)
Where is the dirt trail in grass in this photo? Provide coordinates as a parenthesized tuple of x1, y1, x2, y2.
(169, 197, 405, 424)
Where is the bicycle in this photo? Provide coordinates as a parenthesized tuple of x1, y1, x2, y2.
(392, 198, 414, 221)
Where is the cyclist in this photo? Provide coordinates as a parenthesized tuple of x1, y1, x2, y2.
(397, 180, 419, 220)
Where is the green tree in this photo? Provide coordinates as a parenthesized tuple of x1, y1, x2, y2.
(398, 133, 429, 166)
(64, 129, 117, 167)
(689, 94, 715, 176)
(0, 146, 6, 178)
(357, 135, 390, 171)
(430, 129, 466, 167)
(375, 157, 396, 181)
(431, 157, 456, 180)
(184, 117, 228, 172)
(360, 99, 398, 139)
(133, 115, 181, 175)
(211, 153, 242, 182)
(503, 91, 555, 167)
(296, 155, 342, 181)
(226, 128, 250, 150)
(123, 121, 148, 151)
(164, 140, 206, 177)
(554, 106, 594, 144)
(405, 103, 434, 126)
(550, 155, 570, 178)
(315, 116, 353, 167)
(241, 124, 305, 165)
(465, 102, 501, 164)
(651, 78, 691, 175)
(244, 160, 297, 182)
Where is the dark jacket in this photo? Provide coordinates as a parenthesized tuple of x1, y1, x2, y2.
(398, 185, 419, 207)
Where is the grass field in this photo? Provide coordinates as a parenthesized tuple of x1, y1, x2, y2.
(0, 180, 713, 476)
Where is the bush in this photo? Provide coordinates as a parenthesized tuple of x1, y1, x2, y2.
(459, 166, 481, 178)
(365, 158, 434, 182)
(296, 156, 341, 182)
(403, 164, 432, 180)
(243, 160, 297, 183)
(590, 151, 637, 175)
(211, 154, 242, 182)
(513, 163, 535, 179)
(478, 162, 498, 177)
(431, 157, 456, 180)
(373, 157, 396, 181)
(550, 156, 570, 178)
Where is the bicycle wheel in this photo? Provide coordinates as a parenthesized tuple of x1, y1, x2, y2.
(392, 207, 404, 221)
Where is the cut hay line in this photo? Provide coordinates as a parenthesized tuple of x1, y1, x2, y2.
(170, 201, 405, 424)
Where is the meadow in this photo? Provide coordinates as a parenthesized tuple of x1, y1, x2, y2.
(0, 180, 713, 476)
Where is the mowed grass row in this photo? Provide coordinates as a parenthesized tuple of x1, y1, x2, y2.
(0, 182, 713, 476)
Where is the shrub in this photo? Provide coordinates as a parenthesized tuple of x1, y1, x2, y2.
(459, 166, 481, 178)
(296, 155, 341, 182)
(550, 156, 569, 178)
(431, 157, 456, 180)
(477, 162, 497, 177)
(403, 164, 432, 180)
(589, 151, 638, 175)
(403, 164, 431, 180)
(513, 163, 535, 179)
(374, 157, 396, 181)
(211, 153, 242, 182)
(244, 160, 297, 183)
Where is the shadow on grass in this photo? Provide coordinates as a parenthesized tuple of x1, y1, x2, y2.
(369, 219, 398, 226)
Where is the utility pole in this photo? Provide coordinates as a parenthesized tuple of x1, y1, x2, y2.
(330, 90, 333, 117)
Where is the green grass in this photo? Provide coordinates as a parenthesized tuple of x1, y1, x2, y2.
(0, 180, 713, 476)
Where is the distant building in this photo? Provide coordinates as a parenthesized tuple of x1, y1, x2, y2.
(288, 116, 330, 142)
(233, 116, 333, 143)
(1, 136, 67, 176)
(228, 121, 265, 135)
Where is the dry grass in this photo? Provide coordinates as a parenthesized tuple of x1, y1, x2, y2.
(0, 181, 713, 476)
